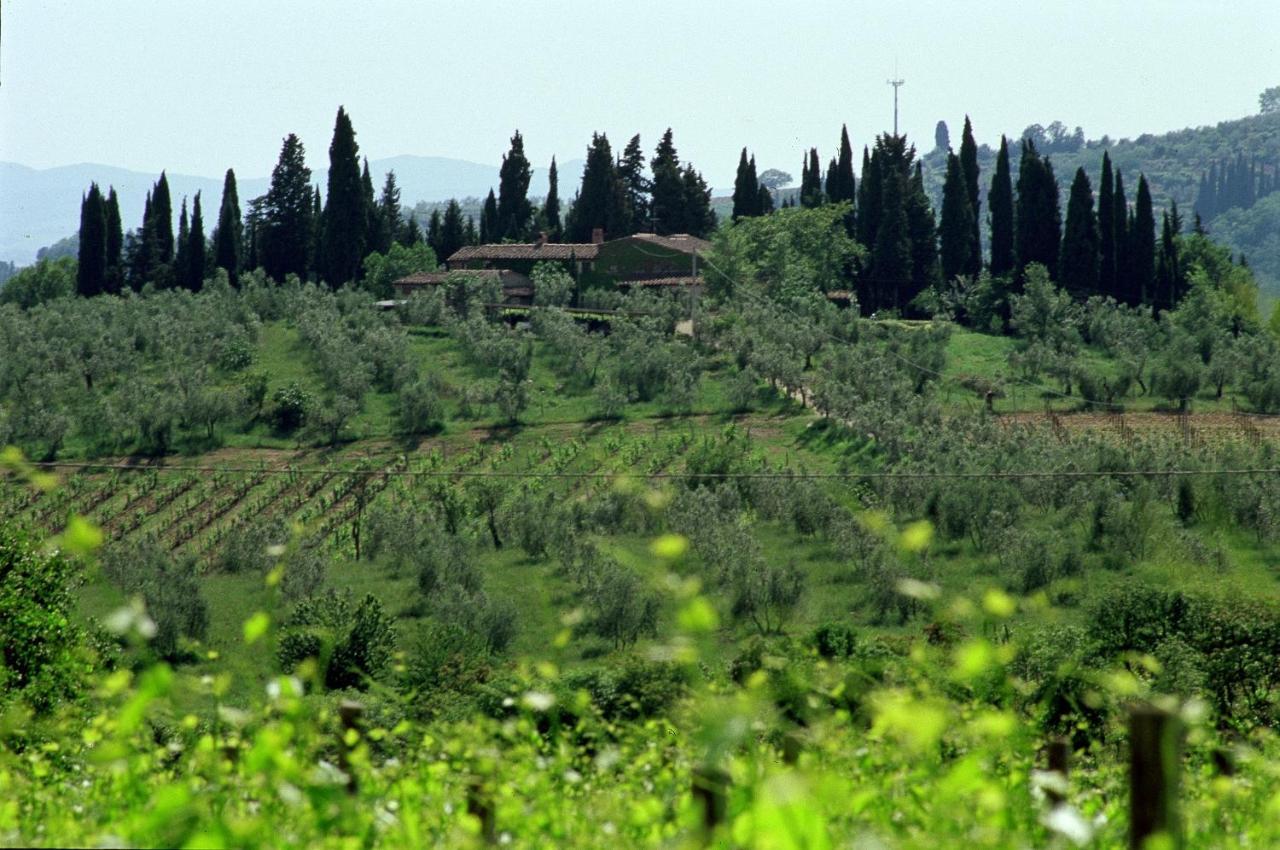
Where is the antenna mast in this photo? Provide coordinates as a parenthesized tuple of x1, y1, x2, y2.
(887, 70, 905, 136)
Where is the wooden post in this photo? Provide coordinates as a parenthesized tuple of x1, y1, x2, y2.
(1129, 706, 1183, 850)
(782, 731, 803, 765)
(1045, 737, 1069, 808)
(337, 700, 363, 795)
(466, 777, 497, 844)
(691, 764, 728, 839)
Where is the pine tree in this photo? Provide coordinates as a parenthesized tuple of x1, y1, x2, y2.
(261, 133, 314, 282)
(1131, 174, 1157, 306)
(544, 157, 562, 240)
(176, 199, 190, 290)
(187, 192, 206, 291)
(320, 107, 366, 285)
(939, 153, 977, 282)
(959, 116, 981, 274)
(496, 130, 533, 240)
(1097, 153, 1116, 300)
(1015, 139, 1060, 278)
(650, 129, 684, 236)
(104, 187, 123, 294)
(568, 133, 626, 241)
(441, 200, 466, 260)
(681, 165, 715, 238)
(617, 135, 650, 234)
(401, 214, 422, 247)
(1113, 170, 1130, 304)
(732, 148, 761, 221)
(376, 170, 402, 254)
(1059, 167, 1099, 299)
(464, 215, 478, 246)
(214, 169, 243, 285)
(987, 136, 1015, 277)
(800, 148, 823, 208)
(76, 184, 108, 297)
(480, 189, 499, 243)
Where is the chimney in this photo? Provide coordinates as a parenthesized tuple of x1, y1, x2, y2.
(535, 231, 547, 247)
(591, 227, 605, 245)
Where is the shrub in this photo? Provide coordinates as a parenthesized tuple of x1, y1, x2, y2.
(101, 542, 209, 662)
(270, 382, 313, 432)
(278, 589, 396, 690)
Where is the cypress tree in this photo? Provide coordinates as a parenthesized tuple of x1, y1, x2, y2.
(824, 157, 839, 203)
(856, 146, 880, 248)
(496, 130, 533, 240)
(402, 214, 422, 247)
(905, 161, 941, 311)
(260, 133, 313, 282)
(732, 148, 755, 221)
(480, 189, 499, 243)
(464, 215, 477, 246)
(544, 157, 562, 240)
(1113, 170, 1130, 303)
(959, 116, 981, 273)
(940, 153, 976, 282)
(650, 129, 684, 236)
(1098, 153, 1116, 300)
(187, 192, 206, 291)
(757, 184, 774, 215)
(176, 199, 190, 289)
(427, 209, 443, 259)
(129, 191, 155, 290)
(76, 184, 108, 297)
(214, 169, 242, 285)
(681, 165, 715, 238)
(617, 135, 650, 234)
(1059, 167, 1099, 299)
(309, 187, 323, 280)
(1156, 210, 1181, 312)
(361, 159, 378, 270)
(321, 107, 366, 285)
(566, 133, 625, 241)
(1131, 174, 1157, 306)
(151, 172, 175, 264)
(1015, 139, 1060, 277)
(987, 136, 1015, 277)
(833, 125, 857, 233)
(104, 187, 123, 294)
(377, 170, 401, 254)
(870, 162, 911, 314)
(800, 148, 823, 208)
(441, 200, 466, 260)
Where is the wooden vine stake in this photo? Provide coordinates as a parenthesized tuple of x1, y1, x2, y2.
(691, 764, 729, 842)
(337, 700, 363, 795)
(466, 777, 497, 844)
(1128, 705, 1183, 850)
(1044, 737, 1069, 808)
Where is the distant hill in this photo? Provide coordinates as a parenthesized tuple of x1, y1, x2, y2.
(0, 155, 582, 265)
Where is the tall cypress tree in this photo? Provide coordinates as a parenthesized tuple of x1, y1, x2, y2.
(833, 125, 857, 234)
(361, 159, 378, 272)
(480, 189, 499, 243)
(824, 157, 839, 203)
(321, 107, 366, 285)
(441, 200, 466, 260)
(1113, 170, 1130, 304)
(757, 184, 774, 215)
(187, 192, 206, 291)
(496, 130, 533, 240)
(151, 172, 175, 264)
(1131, 174, 1157, 306)
(309, 187, 323, 279)
(856, 146, 880, 248)
(376, 170, 401, 254)
(800, 148, 823, 208)
(1059, 167, 1099, 299)
(1155, 210, 1182, 312)
(544, 157, 562, 240)
(905, 160, 941, 310)
(260, 133, 313, 282)
(76, 184, 107, 297)
(616, 135, 650, 234)
(401, 214, 422, 247)
(650, 129, 684, 236)
(939, 153, 977, 282)
(176, 199, 190, 290)
(870, 161, 911, 314)
(214, 169, 243, 285)
(1097, 153, 1116, 300)
(1015, 139, 1060, 278)
(732, 148, 755, 221)
(681, 165, 715, 238)
(128, 191, 155, 290)
(104, 187, 123, 294)
(427, 209, 443, 259)
(959, 116, 981, 273)
(567, 133, 625, 241)
(988, 136, 1015, 277)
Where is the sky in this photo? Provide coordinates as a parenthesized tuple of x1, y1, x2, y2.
(2, 0, 1278, 189)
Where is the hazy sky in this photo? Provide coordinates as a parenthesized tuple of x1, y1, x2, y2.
(3, 0, 1277, 188)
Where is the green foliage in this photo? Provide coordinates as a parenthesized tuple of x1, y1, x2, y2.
(360, 241, 437, 300)
(278, 589, 395, 690)
(0, 257, 75, 308)
(708, 204, 862, 301)
(101, 541, 209, 661)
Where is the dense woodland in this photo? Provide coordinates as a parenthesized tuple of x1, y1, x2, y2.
(5, 98, 1280, 847)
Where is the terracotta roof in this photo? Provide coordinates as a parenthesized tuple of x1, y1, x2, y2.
(448, 242, 600, 263)
(619, 233, 713, 256)
(619, 276, 704, 288)
(394, 270, 503, 286)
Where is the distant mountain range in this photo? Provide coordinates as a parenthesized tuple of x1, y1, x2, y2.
(0, 155, 583, 265)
